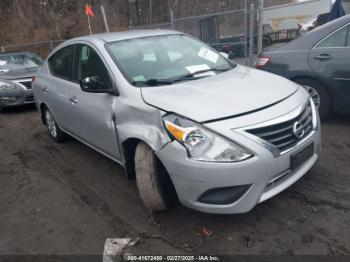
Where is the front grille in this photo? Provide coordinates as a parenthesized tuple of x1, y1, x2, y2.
(19, 81, 32, 89)
(246, 101, 313, 153)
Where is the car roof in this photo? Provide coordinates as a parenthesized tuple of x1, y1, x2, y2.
(269, 14, 350, 52)
(67, 29, 181, 44)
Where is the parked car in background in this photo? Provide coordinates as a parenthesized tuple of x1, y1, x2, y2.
(0, 52, 43, 112)
(33, 30, 320, 214)
(257, 15, 350, 118)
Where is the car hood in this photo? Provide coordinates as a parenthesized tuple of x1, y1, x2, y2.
(141, 65, 300, 122)
(0, 67, 38, 80)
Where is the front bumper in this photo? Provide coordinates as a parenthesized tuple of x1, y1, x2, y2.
(157, 130, 320, 214)
(156, 98, 321, 214)
(0, 82, 34, 108)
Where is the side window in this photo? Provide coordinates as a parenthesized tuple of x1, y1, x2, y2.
(317, 25, 350, 48)
(49, 45, 74, 80)
(73, 45, 111, 88)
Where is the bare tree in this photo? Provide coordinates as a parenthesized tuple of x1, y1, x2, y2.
(46, 0, 62, 40)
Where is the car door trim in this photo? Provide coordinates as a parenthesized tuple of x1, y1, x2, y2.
(333, 77, 350, 81)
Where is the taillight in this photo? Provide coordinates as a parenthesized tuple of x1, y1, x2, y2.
(256, 56, 270, 69)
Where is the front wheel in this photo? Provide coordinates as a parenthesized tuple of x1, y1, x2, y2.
(295, 78, 331, 119)
(134, 142, 176, 212)
(43, 107, 68, 143)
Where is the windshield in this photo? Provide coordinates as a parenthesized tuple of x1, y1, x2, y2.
(105, 34, 234, 86)
(0, 53, 43, 72)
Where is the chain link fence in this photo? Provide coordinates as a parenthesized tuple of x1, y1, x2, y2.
(130, 0, 336, 66)
(130, 8, 254, 65)
(264, 0, 331, 31)
(1, 40, 64, 59)
(1, 0, 338, 65)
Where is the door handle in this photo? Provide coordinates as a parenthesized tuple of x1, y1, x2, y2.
(42, 87, 49, 93)
(314, 54, 333, 60)
(69, 97, 78, 104)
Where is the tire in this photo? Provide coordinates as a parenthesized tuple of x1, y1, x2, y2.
(262, 36, 273, 49)
(43, 107, 68, 143)
(134, 142, 176, 212)
(294, 78, 331, 119)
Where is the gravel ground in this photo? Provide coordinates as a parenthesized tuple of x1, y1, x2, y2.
(0, 105, 350, 256)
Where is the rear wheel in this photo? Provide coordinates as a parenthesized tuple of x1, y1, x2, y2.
(134, 142, 176, 212)
(43, 107, 68, 143)
(294, 78, 331, 119)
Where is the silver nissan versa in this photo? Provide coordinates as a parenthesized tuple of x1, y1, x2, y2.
(33, 30, 321, 214)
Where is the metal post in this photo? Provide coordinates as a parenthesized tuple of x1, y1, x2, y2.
(1, 46, 5, 53)
(149, 0, 152, 24)
(249, 4, 255, 67)
(87, 14, 92, 35)
(49, 41, 54, 51)
(170, 9, 174, 29)
(257, 0, 264, 55)
(101, 5, 110, 33)
(243, 0, 248, 65)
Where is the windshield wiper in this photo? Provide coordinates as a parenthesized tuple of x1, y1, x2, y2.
(172, 68, 233, 83)
(132, 67, 233, 86)
(133, 79, 174, 86)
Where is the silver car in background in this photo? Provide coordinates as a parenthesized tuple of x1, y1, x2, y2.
(0, 52, 43, 112)
(33, 30, 321, 214)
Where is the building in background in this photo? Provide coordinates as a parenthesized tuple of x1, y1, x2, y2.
(263, 0, 332, 31)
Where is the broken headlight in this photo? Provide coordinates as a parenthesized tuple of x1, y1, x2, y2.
(163, 114, 253, 162)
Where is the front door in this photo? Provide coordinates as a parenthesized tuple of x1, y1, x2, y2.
(66, 44, 121, 160)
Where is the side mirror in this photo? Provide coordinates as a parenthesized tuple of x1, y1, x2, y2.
(80, 76, 118, 95)
(219, 52, 229, 59)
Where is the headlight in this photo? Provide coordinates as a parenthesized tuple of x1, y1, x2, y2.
(163, 114, 253, 162)
(309, 98, 318, 130)
(0, 81, 16, 91)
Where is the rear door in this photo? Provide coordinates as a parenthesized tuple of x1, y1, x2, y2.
(66, 44, 121, 160)
(46, 45, 76, 128)
(308, 23, 350, 109)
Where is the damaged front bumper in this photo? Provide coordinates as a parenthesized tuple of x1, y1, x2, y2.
(156, 127, 321, 214)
